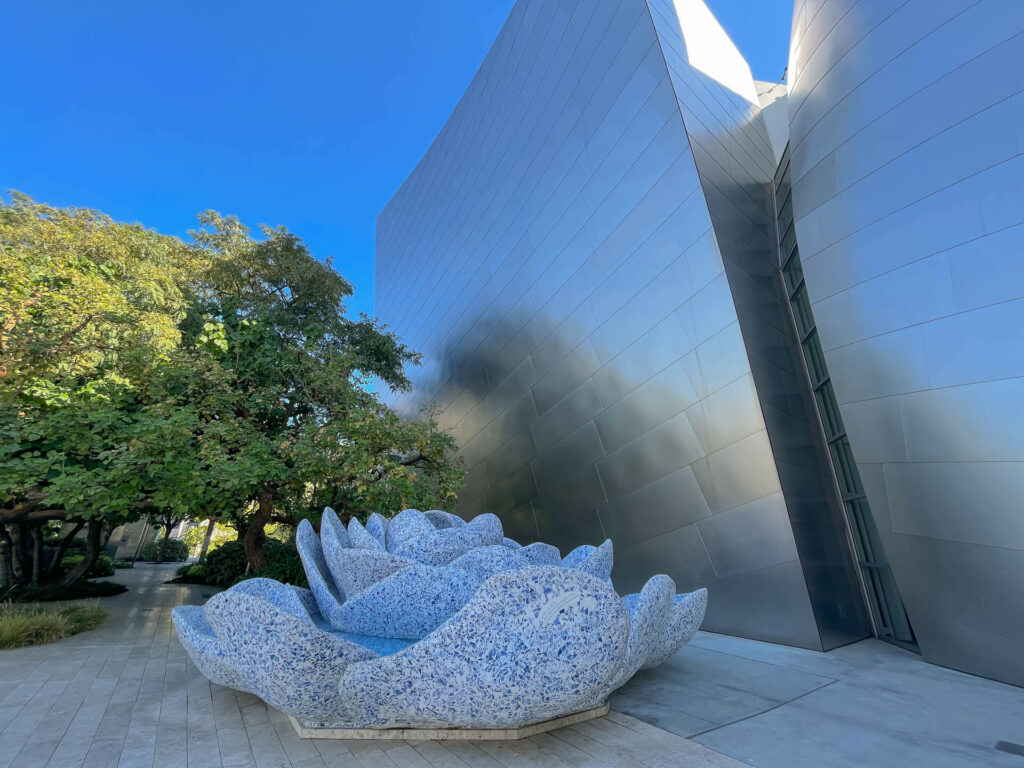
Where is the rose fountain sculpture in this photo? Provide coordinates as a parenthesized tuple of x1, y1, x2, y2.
(172, 508, 707, 735)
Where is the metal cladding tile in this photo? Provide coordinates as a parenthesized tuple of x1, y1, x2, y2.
(612, 523, 717, 597)
(597, 464, 712, 549)
(595, 410, 707, 500)
(696, 492, 799, 579)
(534, 501, 607, 555)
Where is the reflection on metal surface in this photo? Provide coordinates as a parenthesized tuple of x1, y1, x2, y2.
(375, 0, 1024, 687)
(789, 0, 1024, 685)
(377, 0, 835, 650)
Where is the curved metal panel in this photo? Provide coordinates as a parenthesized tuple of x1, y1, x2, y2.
(375, 0, 832, 648)
(789, 0, 1024, 685)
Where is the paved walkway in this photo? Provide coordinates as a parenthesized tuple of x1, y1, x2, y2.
(2, 564, 1023, 767)
(0, 564, 741, 768)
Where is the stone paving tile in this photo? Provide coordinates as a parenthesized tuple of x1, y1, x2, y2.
(11, 561, 1016, 767)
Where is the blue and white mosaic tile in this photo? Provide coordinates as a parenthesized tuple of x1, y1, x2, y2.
(337, 564, 478, 639)
(641, 588, 709, 670)
(365, 512, 389, 548)
(519, 541, 562, 566)
(173, 507, 709, 730)
(172, 605, 250, 691)
(347, 516, 385, 551)
(321, 507, 349, 548)
(295, 519, 346, 625)
(424, 509, 466, 529)
(334, 566, 630, 729)
(205, 591, 377, 721)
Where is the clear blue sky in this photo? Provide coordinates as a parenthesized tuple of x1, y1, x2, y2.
(1, 1, 792, 319)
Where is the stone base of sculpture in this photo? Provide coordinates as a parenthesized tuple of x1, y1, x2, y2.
(288, 704, 610, 740)
(172, 508, 708, 734)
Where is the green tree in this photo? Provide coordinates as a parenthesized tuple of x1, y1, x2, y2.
(0, 196, 464, 587)
(0, 194, 199, 587)
(169, 213, 462, 568)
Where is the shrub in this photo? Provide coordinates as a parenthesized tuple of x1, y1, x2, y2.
(0, 601, 107, 649)
(113, 559, 133, 569)
(254, 540, 308, 589)
(4, 580, 128, 603)
(168, 563, 207, 585)
(201, 539, 248, 587)
(59, 550, 115, 578)
(140, 537, 190, 562)
(91, 553, 115, 577)
(192, 538, 308, 588)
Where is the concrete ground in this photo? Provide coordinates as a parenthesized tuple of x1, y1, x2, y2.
(0, 563, 1020, 767)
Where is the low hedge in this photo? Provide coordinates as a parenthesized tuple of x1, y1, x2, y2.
(3, 579, 127, 603)
(176, 539, 307, 589)
(61, 551, 115, 578)
(0, 601, 107, 649)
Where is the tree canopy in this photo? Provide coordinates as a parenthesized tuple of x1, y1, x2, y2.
(0, 194, 463, 588)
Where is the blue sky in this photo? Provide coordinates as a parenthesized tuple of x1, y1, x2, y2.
(1, 1, 792, 319)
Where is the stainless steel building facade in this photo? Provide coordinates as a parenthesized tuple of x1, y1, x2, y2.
(376, 0, 1024, 686)
(787, 0, 1024, 686)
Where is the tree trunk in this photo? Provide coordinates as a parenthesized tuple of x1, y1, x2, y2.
(9, 523, 29, 583)
(198, 516, 216, 563)
(243, 490, 273, 570)
(30, 525, 42, 586)
(156, 518, 174, 564)
(61, 520, 102, 585)
(46, 521, 84, 575)
(0, 526, 14, 591)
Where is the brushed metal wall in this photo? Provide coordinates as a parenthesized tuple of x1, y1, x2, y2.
(788, 0, 1024, 685)
(376, 0, 876, 650)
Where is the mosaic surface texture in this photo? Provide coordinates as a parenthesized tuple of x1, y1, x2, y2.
(173, 508, 707, 729)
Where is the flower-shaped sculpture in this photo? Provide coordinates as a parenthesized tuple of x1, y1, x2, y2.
(172, 508, 707, 731)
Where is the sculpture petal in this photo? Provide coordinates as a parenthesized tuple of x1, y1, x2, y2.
(205, 591, 377, 721)
(171, 605, 248, 691)
(561, 544, 595, 569)
(567, 539, 613, 581)
(296, 519, 346, 625)
(335, 566, 630, 729)
(641, 588, 708, 670)
(322, 507, 349, 549)
(501, 537, 522, 549)
(290, 585, 321, 620)
(609, 575, 675, 690)
(392, 512, 504, 566)
(348, 517, 385, 551)
(327, 546, 412, 604)
(229, 577, 315, 625)
(423, 509, 466, 529)
(365, 512, 389, 548)
(448, 544, 529, 583)
(386, 508, 435, 552)
(520, 541, 561, 566)
(335, 564, 479, 640)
